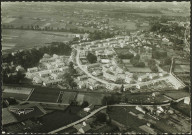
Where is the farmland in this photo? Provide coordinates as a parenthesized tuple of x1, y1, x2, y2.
(2, 29, 75, 53)
(108, 106, 147, 133)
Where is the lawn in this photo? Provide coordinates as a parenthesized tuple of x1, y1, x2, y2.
(2, 29, 74, 53)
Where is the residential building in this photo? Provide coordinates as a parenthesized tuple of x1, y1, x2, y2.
(106, 84, 117, 90)
(27, 67, 38, 73)
(103, 70, 117, 82)
(85, 63, 100, 69)
(77, 81, 86, 89)
(92, 70, 102, 76)
(33, 76, 43, 84)
(125, 77, 132, 84)
(15, 65, 25, 72)
(100, 59, 110, 64)
(77, 75, 88, 81)
(38, 70, 50, 77)
(138, 74, 149, 82)
(136, 106, 146, 114)
(43, 79, 63, 86)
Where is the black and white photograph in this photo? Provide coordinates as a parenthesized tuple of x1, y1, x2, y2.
(1, 1, 191, 134)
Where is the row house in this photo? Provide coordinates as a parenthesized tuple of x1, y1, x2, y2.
(103, 70, 117, 82)
(50, 73, 64, 80)
(85, 63, 100, 70)
(56, 63, 65, 68)
(100, 59, 110, 64)
(77, 80, 87, 89)
(27, 67, 38, 73)
(33, 76, 42, 84)
(77, 75, 88, 81)
(106, 84, 117, 90)
(43, 79, 63, 86)
(125, 77, 132, 84)
(92, 70, 102, 76)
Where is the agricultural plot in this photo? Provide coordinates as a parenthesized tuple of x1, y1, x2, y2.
(28, 87, 62, 103)
(76, 93, 111, 105)
(108, 106, 147, 133)
(127, 66, 152, 73)
(61, 92, 77, 104)
(2, 29, 74, 52)
(174, 65, 190, 73)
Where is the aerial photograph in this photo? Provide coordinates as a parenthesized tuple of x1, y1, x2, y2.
(1, 2, 191, 134)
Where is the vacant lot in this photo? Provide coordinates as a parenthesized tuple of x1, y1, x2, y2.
(2, 29, 74, 53)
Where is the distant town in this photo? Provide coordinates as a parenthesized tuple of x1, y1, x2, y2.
(2, 2, 191, 134)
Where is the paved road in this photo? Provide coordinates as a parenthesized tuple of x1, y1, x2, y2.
(48, 103, 170, 134)
(76, 49, 170, 89)
(169, 57, 186, 88)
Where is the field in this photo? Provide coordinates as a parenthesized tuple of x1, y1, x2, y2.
(28, 87, 62, 103)
(2, 29, 74, 53)
(174, 65, 190, 73)
(163, 91, 189, 100)
(109, 19, 137, 30)
(76, 93, 111, 105)
(108, 106, 147, 133)
(38, 110, 81, 133)
(61, 92, 77, 104)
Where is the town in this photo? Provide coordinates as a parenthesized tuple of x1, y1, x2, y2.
(1, 2, 191, 134)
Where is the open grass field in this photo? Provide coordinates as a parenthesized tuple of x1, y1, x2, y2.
(108, 106, 147, 133)
(109, 19, 137, 30)
(38, 110, 81, 133)
(76, 93, 111, 105)
(61, 92, 77, 104)
(2, 29, 74, 53)
(28, 87, 62, 103)
(174, 65, 190, 73)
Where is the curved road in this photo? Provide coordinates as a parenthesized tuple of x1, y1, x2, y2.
(48, 103, 170, 134)
(76, 49, 170, 89)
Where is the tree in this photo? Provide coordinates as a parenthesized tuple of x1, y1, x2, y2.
(120, 84, 125, 93)
(68, 62, 77, 75)
(81, 101, 89, 108)
(96, 113, 107, 123)
(86, 52, 97, 63)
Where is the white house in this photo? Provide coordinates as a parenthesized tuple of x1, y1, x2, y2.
(77, 75, 88, 81)
(27, 67, 38, 73)
(136, 106, 145, 114)
(33, 76, 42, 84)
(16, 65, 25, 72)
(38, 70, 51, 77)
(103, 71, 117, 82)
(106, 84, 116, 90)
(184, 97, 190, 105)
(125, 77, 132, 84)
(43, 79, 63, 86)
(78, 81, 86, 89)
(92, 70, 102, 76)
(100, 59, 110, 64)
(85, 63, 100, 69)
